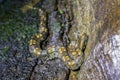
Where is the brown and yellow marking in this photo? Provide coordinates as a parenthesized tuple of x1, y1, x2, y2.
(76, 49, 82, 55)
(41, 15, 47, 21)
(62, 56, 70, 61)
(40, 21, 46, 27)
(68, 61, 75, 67)
(59, 47, 66, 54)
(68, 44, 75, 52)
(40, 27, 47, 32)
(35, 33, 43, 39)
(68, 44, 74, 49)
(48, 46, 55, 54)
(29, 39, 37, 45)
(33, 48, 41, 57)
(71, 51, 77, 56)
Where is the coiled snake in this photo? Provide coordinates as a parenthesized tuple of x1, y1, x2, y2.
(29, 9, 88, 70)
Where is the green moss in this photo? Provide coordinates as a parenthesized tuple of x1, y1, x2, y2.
(0, 0, 39, 58)
(0, 46, 10, 58)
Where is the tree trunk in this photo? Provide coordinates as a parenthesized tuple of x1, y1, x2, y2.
(69, 0, 120, 80)
(23, 0, 120, 79)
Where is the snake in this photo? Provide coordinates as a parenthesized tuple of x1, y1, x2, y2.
(29, 8, 88, 70)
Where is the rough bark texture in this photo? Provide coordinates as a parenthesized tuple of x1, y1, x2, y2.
(71, 0, 120, 80)
(23, 0, 120, 80)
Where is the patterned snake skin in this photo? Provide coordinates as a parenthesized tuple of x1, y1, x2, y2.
(29, 9, 88, 70)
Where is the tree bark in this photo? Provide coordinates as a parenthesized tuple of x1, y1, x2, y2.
(23, 0, 120, 79)
(69, 0, 120, 80)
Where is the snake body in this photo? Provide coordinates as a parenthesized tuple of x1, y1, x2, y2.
(29, 9, 88, 70)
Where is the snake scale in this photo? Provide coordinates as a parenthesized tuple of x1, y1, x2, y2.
(29, 8, 88, 70)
